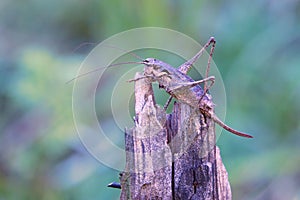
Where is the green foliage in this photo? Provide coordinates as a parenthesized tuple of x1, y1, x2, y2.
(0, 0, 299, 199)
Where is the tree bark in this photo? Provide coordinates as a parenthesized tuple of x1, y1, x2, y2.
(120, 72, 231, 200)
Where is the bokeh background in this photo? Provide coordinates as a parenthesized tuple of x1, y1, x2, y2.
(1, 0, 300, 199)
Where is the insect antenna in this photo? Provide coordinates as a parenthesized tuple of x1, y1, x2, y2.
(72, 42, 97, 54)
(67, 44, 146, 84)
(66, 61, 142, 84)
(102, 44, 145, 61)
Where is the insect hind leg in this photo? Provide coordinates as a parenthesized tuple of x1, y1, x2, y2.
(163, 37, 216, 111)
(204, 38, 216, 92)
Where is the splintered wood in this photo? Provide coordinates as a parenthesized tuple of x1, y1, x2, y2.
(120, 72, 231, 200)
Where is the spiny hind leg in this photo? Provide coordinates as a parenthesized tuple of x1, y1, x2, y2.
(164, 37, 216, 111)
(178, 37, 216, 74)
(204, 38, 216, 92)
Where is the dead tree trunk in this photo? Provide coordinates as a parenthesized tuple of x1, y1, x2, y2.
(120, 72, 231, 200)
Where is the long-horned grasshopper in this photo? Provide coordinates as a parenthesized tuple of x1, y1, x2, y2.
(70, 37, 252, 138)
(129, 37, 253, 138)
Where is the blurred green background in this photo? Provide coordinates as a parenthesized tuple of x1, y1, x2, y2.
(1, 0, 300, 199)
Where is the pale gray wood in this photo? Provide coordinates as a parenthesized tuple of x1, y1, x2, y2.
(120, 72, 231, 200)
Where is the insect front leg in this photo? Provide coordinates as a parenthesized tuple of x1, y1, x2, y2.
(127, 75, 148, 82)
(127, 71, 170, 82)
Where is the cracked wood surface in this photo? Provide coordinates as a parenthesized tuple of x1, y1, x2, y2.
(120, 72, 231, 200)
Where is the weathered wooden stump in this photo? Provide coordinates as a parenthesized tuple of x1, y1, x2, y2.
(120, 72, 231, 200)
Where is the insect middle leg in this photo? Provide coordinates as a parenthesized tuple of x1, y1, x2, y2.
(169, 76, 215, 91)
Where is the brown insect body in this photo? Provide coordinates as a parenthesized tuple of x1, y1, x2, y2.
(143, 58, 214, 110)
(69, 37, 252, 138)
(141, 58, 253, 138)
